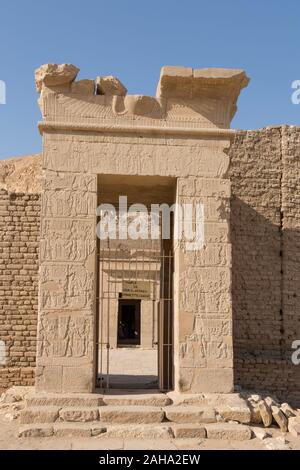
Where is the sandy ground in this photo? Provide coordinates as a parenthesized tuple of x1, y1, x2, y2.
(1, 410, 300, 450)
(99, 348, 158, 388)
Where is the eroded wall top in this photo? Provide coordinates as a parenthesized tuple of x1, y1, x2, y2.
(35, 63, 249, 133)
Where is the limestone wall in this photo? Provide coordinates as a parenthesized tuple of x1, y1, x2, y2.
(0, 189, 40, 390)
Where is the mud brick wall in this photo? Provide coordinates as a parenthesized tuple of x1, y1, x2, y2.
(281, 126, 300, 405)
(0, 189, 40, 390)
(230, 126, 300, 405)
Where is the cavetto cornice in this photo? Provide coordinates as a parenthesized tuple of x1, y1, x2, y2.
(35, 63, 249, 135)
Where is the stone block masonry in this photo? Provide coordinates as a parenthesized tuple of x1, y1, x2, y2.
(0, 189, 40, 390)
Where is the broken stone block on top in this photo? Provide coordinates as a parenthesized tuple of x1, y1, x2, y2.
(35, 63, 79, 92)
(96, 76, 127, 96)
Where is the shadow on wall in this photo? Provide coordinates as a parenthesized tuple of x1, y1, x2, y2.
(231, 196, 300, 405)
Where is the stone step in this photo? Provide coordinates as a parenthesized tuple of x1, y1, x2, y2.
(102, 392, 172, 407)
(205, 423, 252, 441)
(164, 406, 217, 424)
(26, 393, 103, 408)
(18, 422, 253, 440)
(20, 406, 60, 425)
(172, 424, 207, 439)
(99, 406, 165, 424)
(20, 404, 220, 425)
(59, 407, 99, 422)
(104, 424, 174, 439)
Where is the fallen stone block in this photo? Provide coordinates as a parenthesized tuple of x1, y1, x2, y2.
(205, 423, 252, 441)
(280, 403, 296, 419)
(288, 416, 300, 437)
(249, 394, 261, 403)
(216, 403, 251, 424)
(248, 402, 262, 424)
(271, 406, 288, 432)
(265, 396, 278, 408)
(258, 401, 273, 427)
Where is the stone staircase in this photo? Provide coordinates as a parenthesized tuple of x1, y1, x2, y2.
(18, 391, 254, 440)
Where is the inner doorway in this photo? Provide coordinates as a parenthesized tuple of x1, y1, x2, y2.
(96, 174, 175, 391)
(118, 300, 141, 346)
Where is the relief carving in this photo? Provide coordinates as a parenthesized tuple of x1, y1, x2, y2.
(38, 314, 92, 358)
(42, 190, 96, 217)
(40, 265, 94, 310)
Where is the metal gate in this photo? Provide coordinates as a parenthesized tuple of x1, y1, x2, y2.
(96, 240, 173, 391)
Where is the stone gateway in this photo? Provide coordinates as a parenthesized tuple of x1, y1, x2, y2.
(1, 64, 300, 428)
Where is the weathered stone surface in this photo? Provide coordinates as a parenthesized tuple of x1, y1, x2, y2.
(164, 406, 216, 424)
(102, 393, 172, 407)
(248, 402, 262, 425)
(35, 64, 79, 92)
(91, 425, 107, 437)
(26, 393, 103, 408)
(96, 76, 127, 96)
(71, 80, 94, 95)
(59, 407, 99, 422)
(20, 406, 59, 424)
(271, 406, 288, 432)
(288, 416, 300, 437)
(18, 424, 54, 438)
(173, 425, 207, 439)
(104, 424, 173, 440)
(205, 423, 252, 441)
(0, 386, 34, 404)
(99, 406, 165, 424)
(53, 423, 93, 437)
(216, 399, 251, 424)
(156, 66, 249, 126)
(258, 401, 273, 427)
(265, 396, 278, 408)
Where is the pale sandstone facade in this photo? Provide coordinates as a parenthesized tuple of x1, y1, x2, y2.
(35, 64, 249, 395)
(0, 64, 300, 404)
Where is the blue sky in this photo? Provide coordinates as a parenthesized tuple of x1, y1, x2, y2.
(0, 0, 300, 159)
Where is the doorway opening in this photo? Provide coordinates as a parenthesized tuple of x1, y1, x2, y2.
(118, 299, 141, 346)
(95, 174, 176, 391)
